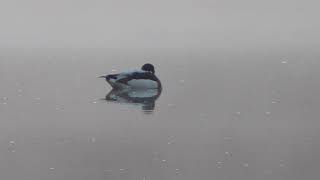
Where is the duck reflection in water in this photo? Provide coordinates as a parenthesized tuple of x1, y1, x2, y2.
(105, 88, 162, 113)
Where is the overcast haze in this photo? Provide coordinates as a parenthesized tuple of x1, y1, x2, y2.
(1, 0, 319, 50)
(1, 1, 320, 180)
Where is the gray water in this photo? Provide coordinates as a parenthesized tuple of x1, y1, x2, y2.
(0, 49, 320, 180)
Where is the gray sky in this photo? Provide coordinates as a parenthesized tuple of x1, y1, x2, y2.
(1, 0, 319, 50)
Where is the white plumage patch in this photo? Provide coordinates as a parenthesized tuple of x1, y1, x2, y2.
(127, 79, 158, 89)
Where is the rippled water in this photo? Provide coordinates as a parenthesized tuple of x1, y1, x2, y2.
(0, 50, 319, 180)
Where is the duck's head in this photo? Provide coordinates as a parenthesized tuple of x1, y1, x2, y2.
(141, 63, 155, 74)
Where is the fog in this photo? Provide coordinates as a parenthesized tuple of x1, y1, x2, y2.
(1, 1, 320, 180)
(1, 0, 319, 50)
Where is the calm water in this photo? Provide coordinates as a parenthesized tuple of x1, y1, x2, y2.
(0, 50, 319, 180)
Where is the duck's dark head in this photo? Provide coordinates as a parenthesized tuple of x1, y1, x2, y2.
(141, 63, 155, 74)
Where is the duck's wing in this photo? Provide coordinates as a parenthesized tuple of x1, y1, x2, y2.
(116, 71, 157, 85)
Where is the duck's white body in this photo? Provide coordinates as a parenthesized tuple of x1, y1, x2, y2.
(100, 64, 161, 90)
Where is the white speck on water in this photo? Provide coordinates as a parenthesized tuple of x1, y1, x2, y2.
(92, 101, 97, 104)
(9, 141, 15, 145)
(168, 103, 175, 107)
(168, 141, 175, 145)
(265, 111, 271, 115)
(175, 169, 181, 175)
(89, 137, 96, 143)
(271, 101, 278, 104)
(49, 167, 55, 171)
(243, 163, 249, 167)
(225, 152, 232, 156)
(161, 159, 167, 163)
(281, 60, 288, 64)
(111, 69, 117, 72)
(216, 161, 224, 168)
(236, 112, 241, 115)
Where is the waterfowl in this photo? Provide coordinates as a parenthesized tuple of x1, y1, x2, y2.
(100, 63, 162, 89)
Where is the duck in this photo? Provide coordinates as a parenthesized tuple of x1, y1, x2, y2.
(99, 63, 162, 89)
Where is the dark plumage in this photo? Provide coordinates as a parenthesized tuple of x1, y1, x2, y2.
(100, 63, 162, 89)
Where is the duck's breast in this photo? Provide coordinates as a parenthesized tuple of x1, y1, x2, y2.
(127, 79, 159, 89)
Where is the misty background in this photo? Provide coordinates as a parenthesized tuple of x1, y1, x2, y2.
(0, 0, 319, 51)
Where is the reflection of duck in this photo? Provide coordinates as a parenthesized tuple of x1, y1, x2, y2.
(105, 88, 162, 112)
(99, 64, 162, 89)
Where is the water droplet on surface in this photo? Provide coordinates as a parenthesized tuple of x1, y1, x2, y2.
(161, 159, 167, 163)
(216, 161, 223, 168)
(89, 137, 96, 143)
(167, 141, 174, 145)
(243, 163, 249, 167)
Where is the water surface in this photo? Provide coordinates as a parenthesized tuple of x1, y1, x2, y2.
(0, 50, 319, 180)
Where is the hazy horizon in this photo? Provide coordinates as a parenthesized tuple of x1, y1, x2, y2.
(1, 0, 319, 51)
